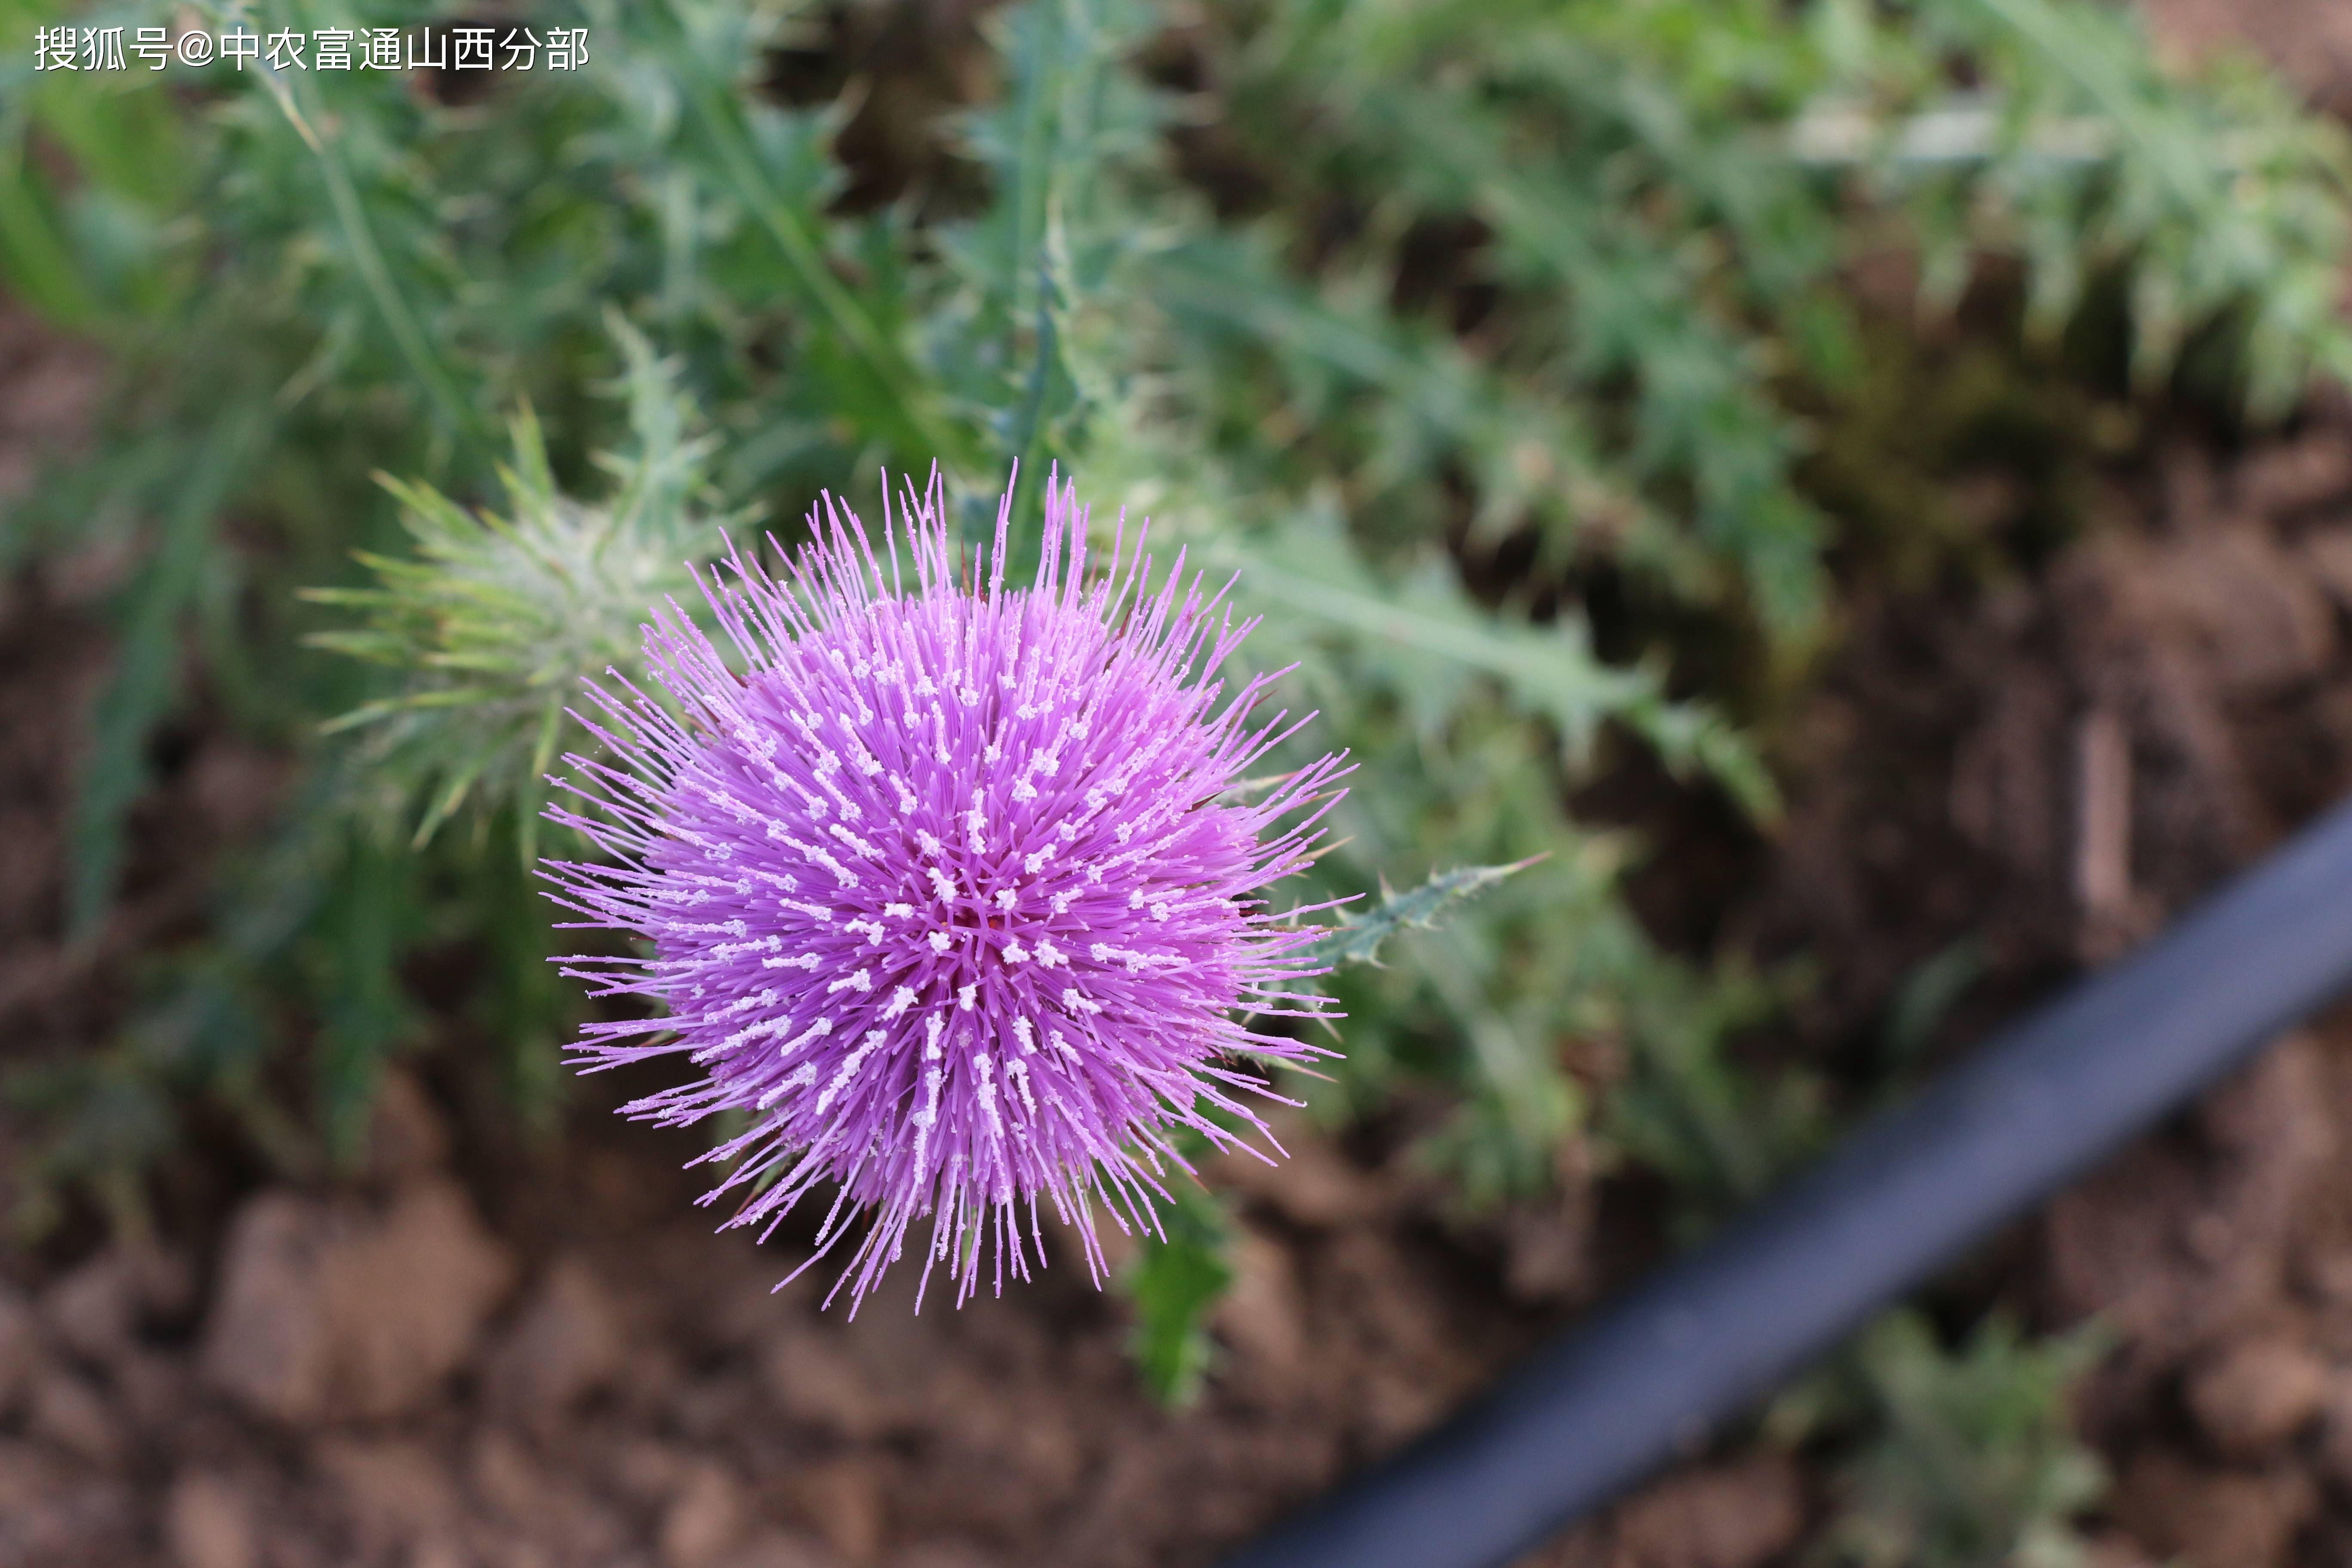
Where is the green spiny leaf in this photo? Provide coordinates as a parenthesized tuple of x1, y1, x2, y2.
(1310, 859, 1544, 970)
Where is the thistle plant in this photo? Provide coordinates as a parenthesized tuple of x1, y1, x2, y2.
(1789, 1310, 2113, 1568)
(304, 321, 747, 853)
(541, 469, 1350, 1310)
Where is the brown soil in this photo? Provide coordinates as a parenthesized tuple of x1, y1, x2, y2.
(2141, 0, 2352, 115)
(1734, 408, 2352, 1568)
(0, 1062, 1583, 1568)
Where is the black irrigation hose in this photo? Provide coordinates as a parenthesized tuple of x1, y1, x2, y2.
(1220, 793, 2352, 1568)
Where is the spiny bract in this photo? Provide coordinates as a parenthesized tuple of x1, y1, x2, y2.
(542, 470, 1348, 1311)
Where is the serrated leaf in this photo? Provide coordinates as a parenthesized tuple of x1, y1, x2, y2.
(1310, 859, 1543, 970)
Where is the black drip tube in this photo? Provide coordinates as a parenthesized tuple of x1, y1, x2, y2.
(1220, 794, 2352, 1568)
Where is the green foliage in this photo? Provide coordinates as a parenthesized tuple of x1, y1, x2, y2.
(66, 411, 265, 933)
(1230, 511, 1779, 815)
(1207, 0, 1831, 634)
(1818, 0, 2352, 415)
(1784, 1310, 2112, 1568)
(1609, 954, 1828, 1213)
(1122, 1167, 1237, 1406)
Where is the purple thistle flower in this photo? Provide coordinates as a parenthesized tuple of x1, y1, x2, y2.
(542, 470, 1348, 1311)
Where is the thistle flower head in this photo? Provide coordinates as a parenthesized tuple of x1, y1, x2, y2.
(543, 470, 1347, 1310)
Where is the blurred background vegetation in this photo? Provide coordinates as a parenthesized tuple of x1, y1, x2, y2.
(5, 0, 2349, 1561)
